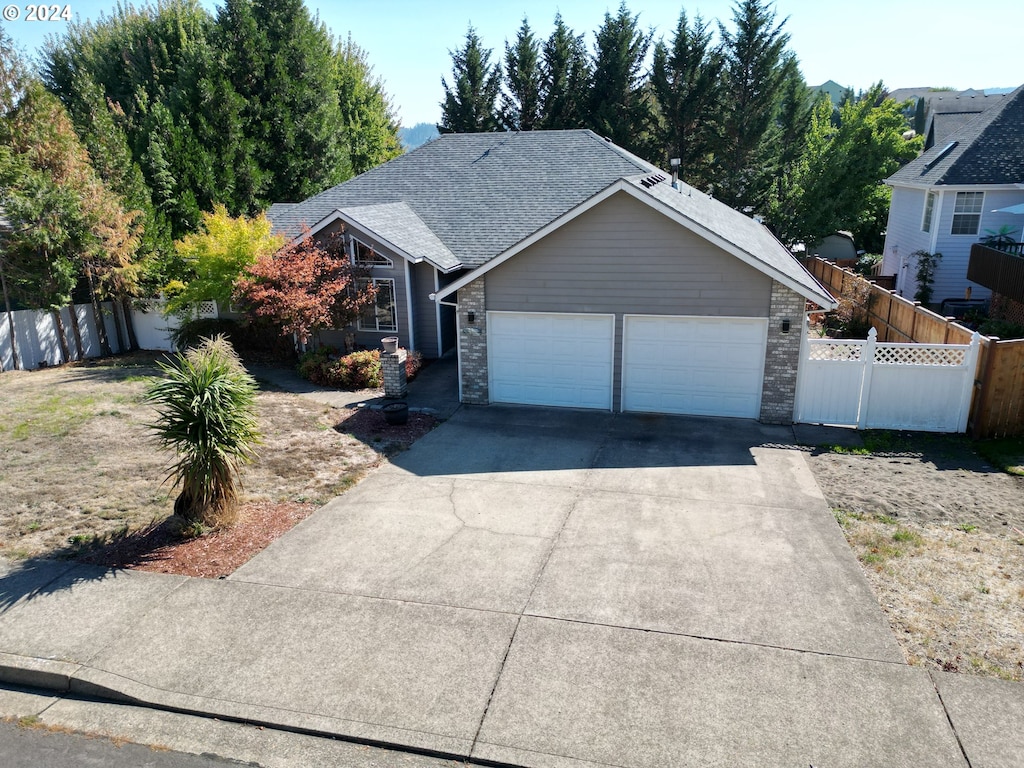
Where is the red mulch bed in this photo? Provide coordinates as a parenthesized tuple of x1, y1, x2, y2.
(78, 501, 315, 579)
(74, 409, 437, 579)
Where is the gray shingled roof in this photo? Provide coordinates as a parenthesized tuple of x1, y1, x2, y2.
(626, 177, 835, 307)
(338, 202, 459, 271)
(889, 84, 1024, 187)
(265, 129, 656, 269)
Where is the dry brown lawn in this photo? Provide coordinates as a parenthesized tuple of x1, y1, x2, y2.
(807, 438, 1024, 682)
(0, 353, 384, 561)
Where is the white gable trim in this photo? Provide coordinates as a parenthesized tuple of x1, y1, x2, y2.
(435, 180, 836, 308)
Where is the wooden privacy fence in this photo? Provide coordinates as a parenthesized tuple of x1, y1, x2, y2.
(807, 257, 1024, 438)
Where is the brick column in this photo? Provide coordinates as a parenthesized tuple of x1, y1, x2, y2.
(458, 277, 488, 405)
(759, 281, 804, 424)
(381, 348, 408, 398)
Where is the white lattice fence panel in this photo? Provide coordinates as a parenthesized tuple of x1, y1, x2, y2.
(873, 344, 967, 367)
(797, 329, 981, 433)
(807, 340, 866, 361)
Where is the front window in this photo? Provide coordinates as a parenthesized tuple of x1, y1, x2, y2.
(351, 237, 393, 267)
(951, 191, 984, 235)
(358, 278, 397, 332)
(921, 191, 935, 232)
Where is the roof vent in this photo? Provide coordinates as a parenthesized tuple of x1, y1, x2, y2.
(924, 141, 958, 170)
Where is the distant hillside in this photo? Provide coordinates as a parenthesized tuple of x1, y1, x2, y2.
(399, 123, 440, 150)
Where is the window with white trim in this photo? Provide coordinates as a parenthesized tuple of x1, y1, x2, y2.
(351, 237, 393, 267)
(358, 278, 398, 332)
(921, 191, 936, 232)
(951, 191, 984, 235)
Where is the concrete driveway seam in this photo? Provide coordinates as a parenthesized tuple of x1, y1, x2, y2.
(467, 432, 609, 757)
(927, 670, 979, 768)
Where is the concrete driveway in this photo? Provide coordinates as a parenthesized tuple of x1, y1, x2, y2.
(213, 405, 964, 767)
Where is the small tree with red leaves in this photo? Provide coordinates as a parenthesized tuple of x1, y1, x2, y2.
(233, 228, 376, 346)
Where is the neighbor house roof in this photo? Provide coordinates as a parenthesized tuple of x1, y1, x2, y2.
(888, 84, 1024, 188)
(265, 129, 656, 270)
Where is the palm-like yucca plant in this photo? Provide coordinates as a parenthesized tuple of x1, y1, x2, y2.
(145, 335, 261, 528)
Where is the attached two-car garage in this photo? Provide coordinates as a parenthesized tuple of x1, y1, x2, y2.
(487, 311, 768, 418)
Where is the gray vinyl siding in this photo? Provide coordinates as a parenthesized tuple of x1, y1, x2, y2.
(486, 190, 773, 409)
(410, 261, 439, 356)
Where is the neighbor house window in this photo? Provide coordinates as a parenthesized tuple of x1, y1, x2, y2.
(921, 191, 936, 232)
(951, 191, 984, 235)
(351, 237, 392, 267)
(358, 278, 397, 332)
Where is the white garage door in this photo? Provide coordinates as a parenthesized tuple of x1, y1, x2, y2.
(622, 315, 768, 418)
(488, 311, 614, 410)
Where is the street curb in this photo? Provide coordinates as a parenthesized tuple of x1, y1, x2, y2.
(0, 653, 527, 768)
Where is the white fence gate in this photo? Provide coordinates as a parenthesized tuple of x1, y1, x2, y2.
(795, 327, 981, 433)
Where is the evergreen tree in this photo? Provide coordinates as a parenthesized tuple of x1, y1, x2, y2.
(650, 11, 723, 189)
(588, 2, 653, 154)
(333, 36, 403, 175)
(440, 27, 502, 133)
(501, 18, 543, 131)
(539, 13, 591, 130)
(716, 0, 792, 209)
(763, 56, 816, 210)
(216, 0, 350, 203)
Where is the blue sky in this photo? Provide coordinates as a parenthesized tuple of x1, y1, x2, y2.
(4, 0, 1021, 126)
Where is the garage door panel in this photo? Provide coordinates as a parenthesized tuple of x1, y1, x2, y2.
(488, 312, 614, 410)
(623, 315, 767, 418)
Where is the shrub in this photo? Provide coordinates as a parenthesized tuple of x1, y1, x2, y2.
(854, 253, 882, 277)
(912, 250, 942, 305)
(171, 317, 297, 363)
(404, 349, 424, 381)
(978, 319, 1024, 339)
(296, 346, 334, 385)
(297, 347, 382, 389)
(145, 336, 261, 528)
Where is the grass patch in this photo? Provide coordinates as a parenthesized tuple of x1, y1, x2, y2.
(2, 394, 97, 440)
(976, 436, 1024, 476)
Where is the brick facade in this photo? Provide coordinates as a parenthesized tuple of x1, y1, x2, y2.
(759, 281, 804, 424)
(458, 278, 488, 405)
(381, 348, 408, 398)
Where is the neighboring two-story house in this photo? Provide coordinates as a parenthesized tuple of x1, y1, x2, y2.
(881, 84, 1024, 304)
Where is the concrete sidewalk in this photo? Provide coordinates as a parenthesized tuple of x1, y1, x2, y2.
(1, 407, 1021, 767)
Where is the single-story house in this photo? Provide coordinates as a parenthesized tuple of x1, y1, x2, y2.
(267, 129, 835, 423)
(881, 84, 1024, 303)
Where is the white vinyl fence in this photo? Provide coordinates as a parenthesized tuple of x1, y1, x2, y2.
(795, 327, 981, 433)
(0, 300, 185, 371)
